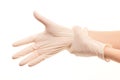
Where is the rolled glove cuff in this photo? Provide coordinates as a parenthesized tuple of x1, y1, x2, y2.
(96, 42, 112, 62)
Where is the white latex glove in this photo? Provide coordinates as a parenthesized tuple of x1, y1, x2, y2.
(68, 26, 108, 60)
(12, 11, 73, 67)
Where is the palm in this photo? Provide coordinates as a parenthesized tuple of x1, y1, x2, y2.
(12, 11, 72, 67)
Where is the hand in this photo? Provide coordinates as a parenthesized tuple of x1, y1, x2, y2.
(12, 11, 73, 67)
(68, 26, 107, 60)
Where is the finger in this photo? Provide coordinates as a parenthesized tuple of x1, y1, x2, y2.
(73, 26, 82, 39)
(33, 11, 72, 36)
(19, 51, 40, 66)
(28, 54, 51, 67)
(13, 35, 36, 47)
(83, 27, 88, 36)
(33, 11, 52, 26)
(19, 47, 51, 66)
(28, 47, 63, 67)
(12, 45, 35, 59)
(26, 40, 66, 67)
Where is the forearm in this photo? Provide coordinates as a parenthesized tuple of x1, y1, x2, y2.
(88, 31, 120, 62)
(89, 31, 120, 49)
(104, 47, 120, 63)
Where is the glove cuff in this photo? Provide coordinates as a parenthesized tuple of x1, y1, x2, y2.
(97, 43, 112, 62)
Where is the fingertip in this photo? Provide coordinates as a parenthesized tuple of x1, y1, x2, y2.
(28, 62, 37, 67)
(12, 54, 20, 59)
(19, 63, 24, 66)
(72, 26, 81, 37)
(12, 43, 18, 47)
(12, 56, 17, 59)
(19, 60, 27, 66)
(33, 10, 37, 14)
(28, 64, 33, 67)
(33, 10, 38, 17)
(73, 26, 81, 32)
(83, 27, 88, 35)
(33, 10, 41, 20)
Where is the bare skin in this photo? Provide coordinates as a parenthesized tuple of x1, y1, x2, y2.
(89, 31, 120, 62)
(104, 47, 120, 62)
(89, 31, 120, 49)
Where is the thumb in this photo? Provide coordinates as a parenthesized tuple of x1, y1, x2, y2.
(33, 11, 51, 26)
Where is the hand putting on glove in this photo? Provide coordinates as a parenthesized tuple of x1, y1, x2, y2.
(68, 26, 107, 60)
(12, 11, 108, 67)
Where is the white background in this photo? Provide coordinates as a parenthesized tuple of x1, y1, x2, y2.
(0, 0, 120, 80)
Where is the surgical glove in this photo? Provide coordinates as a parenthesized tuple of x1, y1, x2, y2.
(12, 11, 73, 67)
(68, 26, 108, 60)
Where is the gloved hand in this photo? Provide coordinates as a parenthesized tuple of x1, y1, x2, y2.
(12, 11, 109, 67)
(68, 26, 109, 60)
(12, 11, 73, 67)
